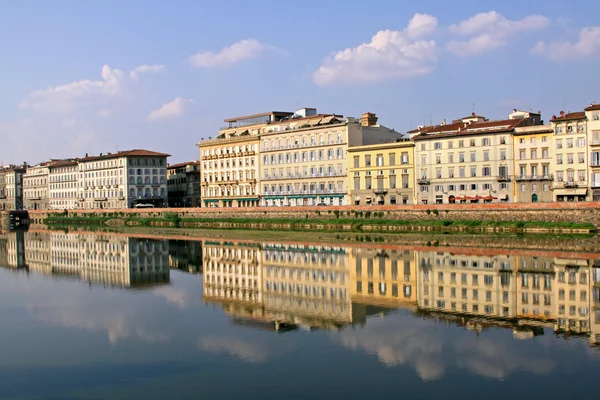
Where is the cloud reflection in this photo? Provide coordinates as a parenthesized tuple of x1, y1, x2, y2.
(199, 337, 271, 363)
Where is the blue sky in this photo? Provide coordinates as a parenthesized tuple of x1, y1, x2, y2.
(1, 0, 599, 164)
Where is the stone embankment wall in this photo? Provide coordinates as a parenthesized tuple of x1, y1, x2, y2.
(25, 202, 600, 227)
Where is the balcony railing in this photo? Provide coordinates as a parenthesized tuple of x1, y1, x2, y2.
(417, 178, 430, 185)
(373, 188, 388, 195)
(261, 172, 346, 181)
(497, 175, 512, 182)
(514, 174, 554, 181)
(262, 189, 344, 196)
(563, 181, 578, 188)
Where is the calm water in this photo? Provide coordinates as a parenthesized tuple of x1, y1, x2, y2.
(0, 230, 599, 400)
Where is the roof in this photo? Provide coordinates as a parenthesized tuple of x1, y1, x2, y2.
(167, 161, 200, 169)
(224, 111, 294, 123)
(551, 112, 586, 122)
(412, 118, 525, 140)
(47, 160, 78, 168)
(79, 149, 171, 162)
(584, 103, 600, 112)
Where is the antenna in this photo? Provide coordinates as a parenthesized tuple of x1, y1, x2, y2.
(429, 113, 432, 126)
(472, 102, 475, 113)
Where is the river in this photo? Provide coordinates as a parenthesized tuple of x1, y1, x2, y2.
(0, 229, 599, 399)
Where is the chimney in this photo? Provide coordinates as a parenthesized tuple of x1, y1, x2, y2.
(85, 153, 88, 157)
(360, 112, 378, 127)
(441, 119, 446, 126)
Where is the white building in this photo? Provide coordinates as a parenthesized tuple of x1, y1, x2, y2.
(48, 160, 79, 210)
(77, 149, 170, 209)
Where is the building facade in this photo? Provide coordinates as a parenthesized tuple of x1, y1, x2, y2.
(78, 149, 169, 209)
(348, 140, 415, 206)
(411, 111, 541, 204)
(259, 111, 403, 207)
(585, 104, 600, 201)
(48, 160, 79, 210)
(167, 161, 201, 207)
(512, 124, 554, 203)
(550, 112, 589, 201)
(198, 110, 294, 208)
(23, 163, 49, 210)
(0, 166, 25, 211)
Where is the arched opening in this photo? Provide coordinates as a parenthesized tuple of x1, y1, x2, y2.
(448, 195, 456, 204)
(531, 194, 538, 202)
(593, 190, 600, 201)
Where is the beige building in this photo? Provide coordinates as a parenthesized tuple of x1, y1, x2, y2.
(78, 149, 169, 209)
(553, 258, 591, 336)
(347, 140, 415, 206)
(259, 111, 403, 207)
(48, 160, 79, 210)
(591, 262, 600, 346)
(416, 250, 517, 319)
(0, 165, 25, 211)
(550, 111, 589, 201)
(23, 162, 50, 210)
(198, 111, 294, 208)
(512, 124, 554, 203)
(585, 103, 600, 201)
(514, 255, 555, 322)
(411, 110, 541, 204)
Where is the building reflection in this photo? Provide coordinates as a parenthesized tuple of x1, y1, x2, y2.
(0, 231, 171, 288)
(202, 240, 600, 346)
(169, 239, 203, 274)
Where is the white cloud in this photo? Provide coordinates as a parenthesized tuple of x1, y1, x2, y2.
(313, 13, 438, 86)
(147, 97, 196, 122)
(446, 11, 549, 56)
(19, 64, 164, 114)
(531, 26, 600, 61)
(129, 64, 165, 81)
(189, 39, 269, 68)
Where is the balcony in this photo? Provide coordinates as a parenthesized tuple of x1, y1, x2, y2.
(563, 181, 578, 188)
(514, 174, 554, 181)
(417, 178, 430, 185)
(219, 180, 239, 185)
(373, 188, 388, 195)
(497, 175, 512, 182)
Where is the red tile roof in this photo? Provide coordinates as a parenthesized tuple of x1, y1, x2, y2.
(412, 118, 525, 140)
(79, 149, 170, 162)
(584, 103, 600, 112)
(551, 111, 586, 121)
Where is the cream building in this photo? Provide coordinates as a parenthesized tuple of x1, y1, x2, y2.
(347, 140, 415, 206)
(550, 111, 589, 201)
(259, 111, 403, 206)
(261, 243, 352, 328)
(203, 241, 262, 303)
(411, 111, 541, 204)
(23, 163, 50, 210)
(416, 250, 517, 319)
(198, 111, 294, 208)
(48, 160, 79, 210)
(553, 258, 591, 336)
(514, 255, 555, 322)
(584, 103, 600, 201)
(512, 124, 554, 203)
(78, 149, 169, 209)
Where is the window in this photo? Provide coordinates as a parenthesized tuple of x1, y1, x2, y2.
(470, 152, 476, 162)
(389, 153, 396, 166)
(365, 155, 371, 166)
(482, 138, 490, 146)
(482, 167, 491, 176)
(520, 150, 526, 160)
(483, 151, 489, 161)
(500, 150, 506, 160)
(434, 142, 442, 150)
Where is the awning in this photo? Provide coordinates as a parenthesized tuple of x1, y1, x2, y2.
(220, 199, 233, 202)
(554, 188, 588, 196)
(319, 194, 344, 198)
(308, 117, 322, 126)
(203, 199, 218, 203)
(320, 116, 335, 124)
(238, 198, 259, 202)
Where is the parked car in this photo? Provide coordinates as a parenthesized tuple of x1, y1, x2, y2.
(134, 203, 155, 208)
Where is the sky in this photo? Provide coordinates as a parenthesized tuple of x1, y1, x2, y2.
(1, 0, 599, 165)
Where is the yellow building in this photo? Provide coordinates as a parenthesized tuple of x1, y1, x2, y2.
(347, 140, 415, 206)
(585, 103, 600, 201)
(550, 111, 589, 201)
(512, 124, 554, 202)
(198, 110, 294, 208)
(259, 110, 402, 206)
(349, 247, 417, 309)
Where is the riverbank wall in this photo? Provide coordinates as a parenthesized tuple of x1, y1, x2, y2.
(22, 201, 600, 233)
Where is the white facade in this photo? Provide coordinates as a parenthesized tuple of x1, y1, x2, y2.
(48, 161, 79, 210)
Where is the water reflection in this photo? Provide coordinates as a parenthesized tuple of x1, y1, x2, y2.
(203, 238, 600, 347)
(0, 230, 170, 287)
(1, 229, 600, 395)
